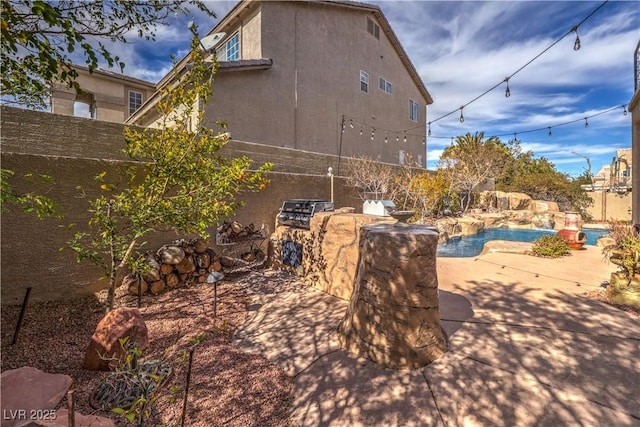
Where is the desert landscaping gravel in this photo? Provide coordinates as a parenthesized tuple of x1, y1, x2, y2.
(1, 270, 297, 426)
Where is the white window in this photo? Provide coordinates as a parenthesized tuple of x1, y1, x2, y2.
(367, 17, 380, 39)
(360, 70, 369, 93)
(378, 77, 392, 94)
(129, 91, 143, 116)
(409, 99, 419, 122)
(399, 150, 407, 165)
(217, 32, 240, 61)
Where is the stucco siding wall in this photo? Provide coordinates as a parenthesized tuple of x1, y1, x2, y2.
(200, 1, 428, 167)
(1, 107, 364, 304)
(631, 90, 640, 227)
(585, 190, 633, 222)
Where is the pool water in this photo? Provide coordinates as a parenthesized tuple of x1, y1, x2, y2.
(437, 228, 610, 258)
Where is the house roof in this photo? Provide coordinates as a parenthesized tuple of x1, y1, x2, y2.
(70, 64, 156, 89)
(127, 0, 433, 124)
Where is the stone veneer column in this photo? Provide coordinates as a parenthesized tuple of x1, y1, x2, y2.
(337, 223, 447, 369)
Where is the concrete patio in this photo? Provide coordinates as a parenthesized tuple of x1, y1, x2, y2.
(232, 245, 640, 426)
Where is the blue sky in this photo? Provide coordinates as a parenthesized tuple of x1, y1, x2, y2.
(98, 0, 639, 177)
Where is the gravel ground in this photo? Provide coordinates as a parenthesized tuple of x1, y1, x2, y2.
(1, 269, 298, 427)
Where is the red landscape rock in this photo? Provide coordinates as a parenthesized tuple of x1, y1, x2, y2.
(83, 307, 149, 371)
(0, 367, 71, 427)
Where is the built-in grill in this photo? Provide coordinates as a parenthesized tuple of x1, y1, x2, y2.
(277, 199, 335, 229)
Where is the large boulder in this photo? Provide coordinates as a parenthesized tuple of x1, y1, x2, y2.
(457, 217, 485, 235)
(531, 213, 555, 229)
(505, 210, 535, 226)
(0, 367, 72, 427)
(506, 192, 533, 210)
(435, 217, 462, 243)
(531, 200, 559, 213)
(84, 307, 149, 371)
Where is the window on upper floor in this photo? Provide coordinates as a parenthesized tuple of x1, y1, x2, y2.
(379, 77, 392, 94)
(129, 90, 143, 116)
(367, 17, 379, 39)
(217, 32, 240, 61)
(409, 99, 419, 122)
(360, 70, 369, 93)
(399, 149, 407, 165)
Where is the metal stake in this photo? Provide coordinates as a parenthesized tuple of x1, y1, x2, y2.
(12, 287, 32, 345)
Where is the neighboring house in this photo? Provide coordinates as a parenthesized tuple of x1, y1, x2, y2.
(126, 0, 433, 168)
(51, 64, 155, 123)
(630, 39, 640, 230)
(591, 148, 633, 191)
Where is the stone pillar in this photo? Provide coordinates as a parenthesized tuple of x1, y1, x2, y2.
(337, 223, 447, 369)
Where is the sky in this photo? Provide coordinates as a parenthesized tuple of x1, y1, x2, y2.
(87, 0, 639, 177)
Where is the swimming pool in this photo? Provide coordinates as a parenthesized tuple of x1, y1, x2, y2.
(437, 227, 610, 258)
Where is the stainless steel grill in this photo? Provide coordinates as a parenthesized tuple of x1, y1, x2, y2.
(277, 199, 334, 229)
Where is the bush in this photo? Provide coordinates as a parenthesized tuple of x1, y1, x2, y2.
(531, 234, 570, 258)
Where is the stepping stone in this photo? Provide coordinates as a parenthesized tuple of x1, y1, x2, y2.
(1, 367, 71, 427)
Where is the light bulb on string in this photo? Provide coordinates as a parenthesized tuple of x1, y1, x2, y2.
(359, 127, 363, 136)
(548, 127, 552, 137)
(403, 132, 407, 143)
(371, 127, 375, 140)
(504, 78, 511, 98)
(459, 106, 465, 123)
(341, 122, 345, 133)
(573, 27, 581, 51)
(623, 105, 628, 116)
(384, 132, 388, 144)
(396, 135, 399, 143)
(584, 118, 589, 128)
(422, 138, 426, 146)
(349, 119, 354, 128)
(427, 123, 432, 137)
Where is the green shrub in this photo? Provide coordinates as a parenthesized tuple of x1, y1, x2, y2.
(531, 234, 570, 258)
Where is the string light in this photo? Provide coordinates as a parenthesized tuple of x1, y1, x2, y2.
(426, 1, 608, 128)
(338, 100, 625, 150)
(572, 26, 581, 51)
(349, 119, 354, 128)
(384, 132, 388, 143)
(422, 138, 426, 146)
(504, 77, 511, 98)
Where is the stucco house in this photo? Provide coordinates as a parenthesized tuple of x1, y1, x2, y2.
(630, 39, 640, 230)
(125, 0, 433, 168)
(51, 64, 155, 123)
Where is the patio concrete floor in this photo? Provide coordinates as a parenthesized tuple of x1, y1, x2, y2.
(232, 245, 640, 426)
